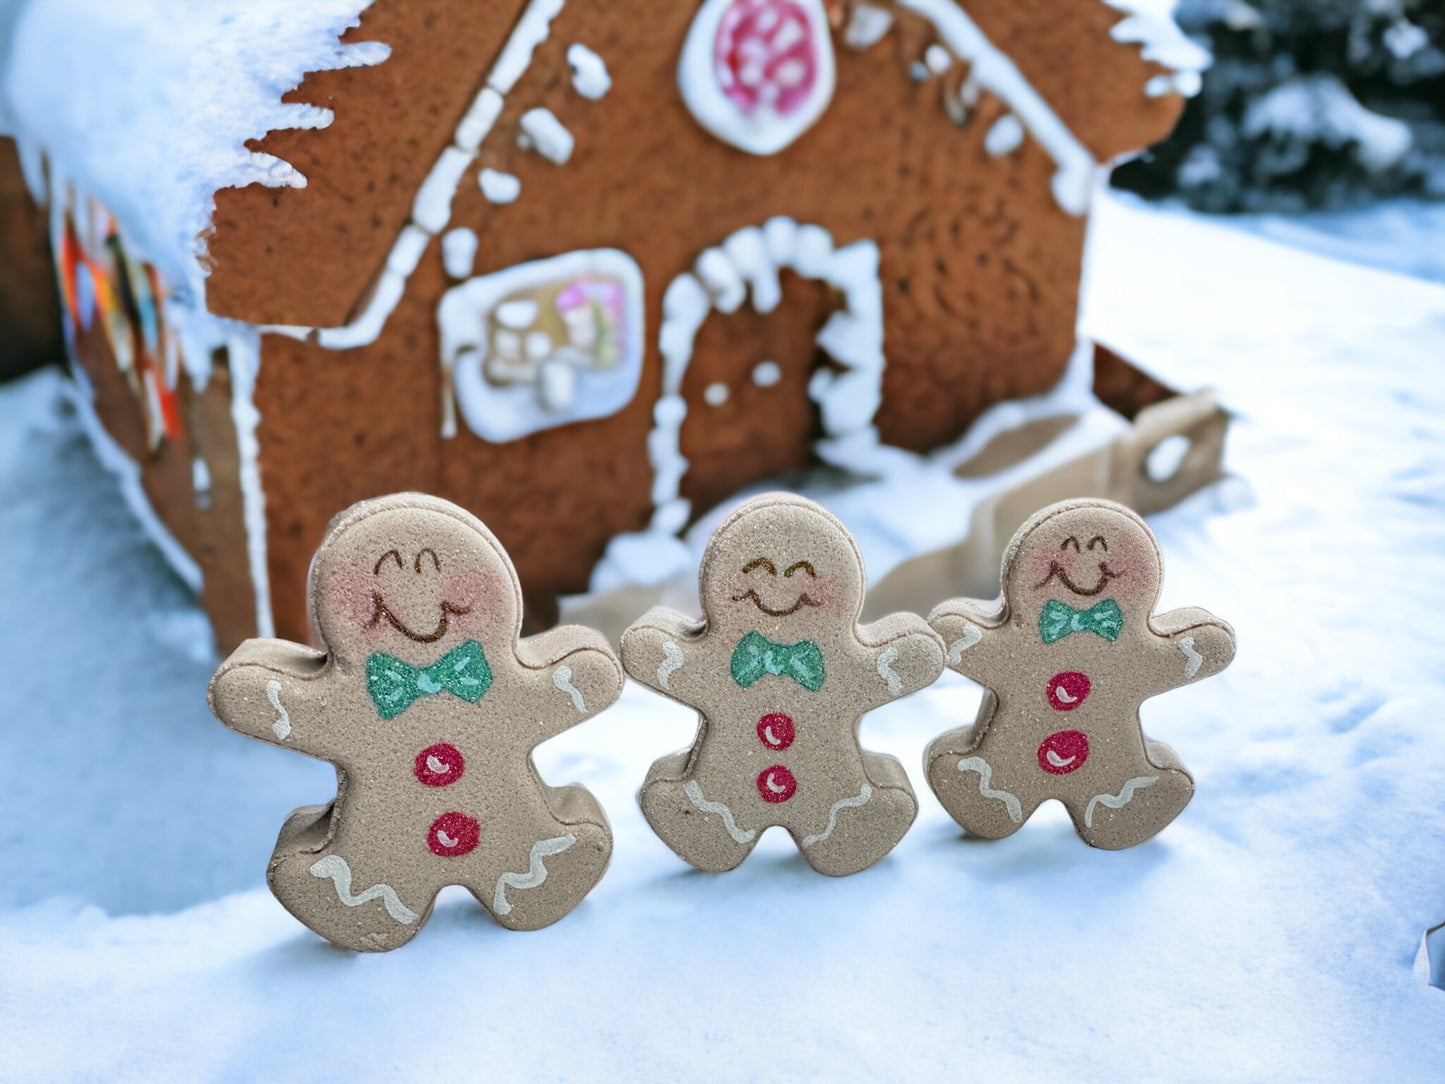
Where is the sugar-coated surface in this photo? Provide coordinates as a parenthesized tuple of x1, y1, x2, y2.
(2, 193, 1443, 1080)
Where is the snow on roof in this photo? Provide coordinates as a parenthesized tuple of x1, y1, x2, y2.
(1, 0, 388, 306)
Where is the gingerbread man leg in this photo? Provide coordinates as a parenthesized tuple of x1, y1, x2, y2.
(924, 725, 1044, 840)
(1064, 740, 1194, 851)
(268, 809, 438, 953)
(474, 786, 613, 932)
(797, 753, 917, 877)
(638, 752, 761, 873)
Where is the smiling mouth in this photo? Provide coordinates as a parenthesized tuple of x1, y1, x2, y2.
(367, 594, 472, 644)
(731, 589, 819, 617)
(1034, 562, 1120, 597)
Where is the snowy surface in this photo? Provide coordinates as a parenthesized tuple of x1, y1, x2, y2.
(3, 192, 1444, 1080)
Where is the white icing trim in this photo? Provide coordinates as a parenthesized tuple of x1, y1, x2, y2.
(490, 0, 567, 94)
(678, 0, 837, 157)
(567, 43, 612, 100)
(265, 679, 292, 740)
(1104, 0, 1211, 97)
(552, 664, 586, 712)
(309, 855, 419, 925)
(1083, 775, 1159, 828)
(656, 640, 684, 690)
(801, 783, 873, 846)
(518, 108, 575, 165)
(897, 0, 1098, 214)
(844, 4, 894, 50)
(876, 646, 903, 696)
(492, 834, 576, 915)
(226, 327, 276, 637)
(1178, 635, 1203, 679)
(439, 248, 647, 443)
(441, 228, 479, 280)
(956, 756, 1023, 823)
(683, 779, 757, 844)
(946, 624, 983, 664)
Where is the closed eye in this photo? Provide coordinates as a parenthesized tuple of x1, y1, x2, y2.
(1087, 536, 1108, 552)
(784, 561, 816, 578)
(415, 548, 441, 573)
(742, 557, 777, 575)
(373, 550, 404, 575)
(1061, 537, 1081, 553)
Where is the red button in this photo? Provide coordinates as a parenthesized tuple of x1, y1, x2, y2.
(427, 811, 480, 857)
(1037, 730, 1090, 775)
(414, 743, 465, 787)
(757, 713, 795, 750)
(1045, 671, 1091, 712)
(757, 765, 797, 803)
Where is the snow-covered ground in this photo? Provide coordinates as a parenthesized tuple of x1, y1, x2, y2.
(2, 192, 1443, 1081)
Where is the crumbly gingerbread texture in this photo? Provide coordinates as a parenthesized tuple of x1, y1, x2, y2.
(208, 493, 623, 951)
(924, 498, 1235, 849)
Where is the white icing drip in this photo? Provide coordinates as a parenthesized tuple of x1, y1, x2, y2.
(1104, 1, 1212, 87)
(492, 834, 576, 915)
(265, 679, 291, 740)
(552, 664, 586, 712)
(441, 228, 478, 280)
(677, 0, 837, 156)
(656, 640, 684, 690)
(225, 327, 275, 637)
(479, 169, 522, 204)
(683, 780, 756, 844)
(946, 623, 983, 664)
(897, 0, 1098, 214)
(309, 855, 418, 925)
(567, 43, 611, 100)
(956, 757, 1023, 823)
(984, 114, 1025, 156)
(1178, 635, 1203, 679)
(518, 108, 575, 164)
(801, 784, 873, 846)
(1084, 776, 1159, 828)
(876, 646, 903, 695)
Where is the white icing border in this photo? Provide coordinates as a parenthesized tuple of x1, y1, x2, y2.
(439, 248, 647, 443)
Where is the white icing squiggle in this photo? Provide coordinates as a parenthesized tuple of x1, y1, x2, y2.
(683, 780, 757, 844)
(946, 623, 983, 665)
(265, 679, 291, 740)
(1178, 635, 1203, 679)
(518, 107, 575, 164)
(801, 784, 874, 846)
(1084, 776, 1159, 828)
(876, 647, 903, 696)
(567, 43, 611, 100)
(552, 664, 586, 712)
(956, 756, 1023, 823)
(493, 834, 577, 915)
(309, 855, 419, 925)
(656, 640, 684, 690)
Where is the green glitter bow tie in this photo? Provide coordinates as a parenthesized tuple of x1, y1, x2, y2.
(366, 640, 492, 719)
(1038, 599, 1125, 644)
(730, 630, 826, 692)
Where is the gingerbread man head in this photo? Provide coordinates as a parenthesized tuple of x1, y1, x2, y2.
(310, 494, 520, 671)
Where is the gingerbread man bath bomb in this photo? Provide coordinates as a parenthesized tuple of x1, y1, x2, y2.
(208, 494, 622, 951)
(621, 493, 945, 876)
(924, 499, 1234, 850)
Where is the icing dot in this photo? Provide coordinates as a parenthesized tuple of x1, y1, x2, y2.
(1037, 730, 1089, 776)
(414, 743, 465, 787)
(704, 382, 730, 407)
(757, 712, 795, 750)
(757, 764, 797, 803)
(428, 811, 481, 856)
(441, 227, 479, 279)
(752, 360, 782, 386)
(1045, 671, 1092, 711)
(479, 168, 522, 204)
(985, 115, 1025, 157)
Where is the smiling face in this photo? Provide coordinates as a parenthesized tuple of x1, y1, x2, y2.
(310, 497, 520, 667)
(1006, 502, 1162, 618)
(700, 495, 864, 641)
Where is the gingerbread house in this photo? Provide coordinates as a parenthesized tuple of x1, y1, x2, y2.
(2, 0, 1213, 648)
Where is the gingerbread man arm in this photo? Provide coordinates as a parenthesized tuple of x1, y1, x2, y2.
(207, 638, 341, 759)
(619, 608, 711, 708)
(927, 598, 1014, 689)
(1144, 607, 1236, 695)
(854, 612, 946, 708)
(513, 625, 625, 742)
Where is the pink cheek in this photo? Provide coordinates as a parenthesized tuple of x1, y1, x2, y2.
(805, 576, 841, 610)
(324, 568, 381, 628)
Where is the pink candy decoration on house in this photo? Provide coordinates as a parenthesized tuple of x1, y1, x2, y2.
(715, 0, 820, 116)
